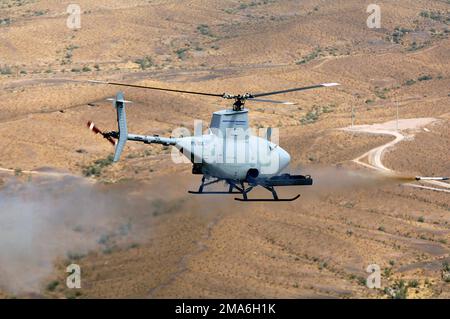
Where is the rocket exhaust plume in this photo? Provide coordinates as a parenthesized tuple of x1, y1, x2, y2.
(0, 175, 180, 294)
(292, 165, 449, 196)
(0, 171, 238, 296)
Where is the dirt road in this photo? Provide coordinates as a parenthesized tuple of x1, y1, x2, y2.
(342, 118, 450, 193)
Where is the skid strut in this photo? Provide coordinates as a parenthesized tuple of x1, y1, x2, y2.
(188, 177, 241, 195)
(189, 176, 303, 202)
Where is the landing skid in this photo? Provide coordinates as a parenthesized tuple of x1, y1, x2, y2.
(189, 176, 305, 202)
(234, 194, 300, 202)
(188, 191, 241, 195)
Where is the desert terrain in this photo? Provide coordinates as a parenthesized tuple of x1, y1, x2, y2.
(0, 0, 449, 298)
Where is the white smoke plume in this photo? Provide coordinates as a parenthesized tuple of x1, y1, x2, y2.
(0, 174, 182, 294)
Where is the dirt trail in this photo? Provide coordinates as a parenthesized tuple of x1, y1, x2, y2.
(342, 118, 450, 193)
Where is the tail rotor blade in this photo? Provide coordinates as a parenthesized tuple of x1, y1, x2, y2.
(87, 121, 117, 146)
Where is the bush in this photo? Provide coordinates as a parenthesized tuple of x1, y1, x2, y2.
(33, 10, 46, 16)
(300, 109, 320, 125)
(66, 251, 85, 261)
(407, 41, 425, 52)
(46, 280, 59, 292)
(134, 56, 153, 70)
(0, 18, 11, 26)
(0, 65, 12, 75)
(385, 280, 408, 299)
(418, 216, 425, 223)
(408, 279, 419, 288)
(420, 10, 448, 22)
(175, 48, 189, 60)
(296, 47, 322, 64)
(418, 75, 432, 81)
(82, 154, 114, 177)
(300, 105, 334, 125)
(390, 27, 409, 44)
(442, 262, 450, 282)
(197, 24, 214, 37)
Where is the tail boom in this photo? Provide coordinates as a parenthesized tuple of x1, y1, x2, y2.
(127, 134, 177, 146)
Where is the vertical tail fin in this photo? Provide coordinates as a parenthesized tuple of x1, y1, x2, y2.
(111, 92, 131, 162)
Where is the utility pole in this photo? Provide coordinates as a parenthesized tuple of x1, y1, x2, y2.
(395, 93, 399, 131)
(351, 104, 355, 128)
(396, 101, 399, 131)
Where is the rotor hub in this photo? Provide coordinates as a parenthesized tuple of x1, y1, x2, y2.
(222, 93, 254, 111)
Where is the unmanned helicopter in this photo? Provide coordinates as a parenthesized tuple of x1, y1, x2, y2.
(87, 80, 340, 201)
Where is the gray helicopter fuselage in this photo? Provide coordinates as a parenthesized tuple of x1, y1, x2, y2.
(126, 108, 290, 181)
(174, 108, 290, 180)
(174, 132, 290, 180)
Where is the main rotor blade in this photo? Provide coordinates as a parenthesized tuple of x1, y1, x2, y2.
(89, 80, 224, 98)
(251, 83, 340, 98)
(249, 98, 296, 105)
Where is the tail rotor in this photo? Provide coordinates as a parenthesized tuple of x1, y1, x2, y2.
(87, 121, 117, 146)
(86, 92, 131, 162)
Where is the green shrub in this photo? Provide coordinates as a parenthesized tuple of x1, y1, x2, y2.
(300, 105, 334, 125)
(296, 47, 322, 64)
(386, 280, 408, 299)
(0, 65, 12, 75)
(442, 261, 450, 282)
(197, 24, 214, 37)
(46, 280, 59, 292)
(175, 48, 189, 60)
(420, 10, 448, 23)
(82, 154, 114, 177)
(407, 41, 425, 52)
(390, 27, 409, 44)
(418, 75, 432, 81)
(408, 279, 419, 288)
(0, 18, 11, 26)
(134, 56, 153, 70)
(33, 10, 46, 16)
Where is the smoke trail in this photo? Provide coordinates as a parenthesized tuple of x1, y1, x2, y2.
(288, 164, 417, 197)
(0, 174, 186, 294)
(0, 171, 241, 295)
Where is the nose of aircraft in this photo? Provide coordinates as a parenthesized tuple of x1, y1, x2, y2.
(279, 147, 291, 170)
